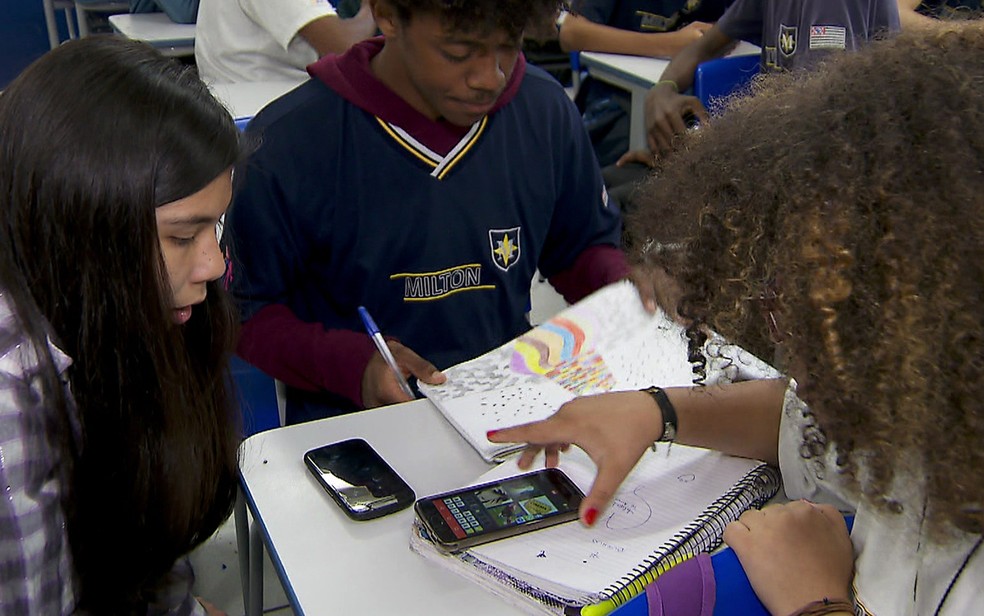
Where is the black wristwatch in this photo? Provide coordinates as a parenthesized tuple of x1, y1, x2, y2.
(642, 386, 677, 448)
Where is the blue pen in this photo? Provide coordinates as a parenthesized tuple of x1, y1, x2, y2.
(357, 306, 415, 399)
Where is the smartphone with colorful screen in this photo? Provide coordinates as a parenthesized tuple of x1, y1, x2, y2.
(414, 468, 584, 552)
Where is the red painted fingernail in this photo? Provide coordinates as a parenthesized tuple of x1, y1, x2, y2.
(583, 508, 599, 526)
(486, 430, 498, 439)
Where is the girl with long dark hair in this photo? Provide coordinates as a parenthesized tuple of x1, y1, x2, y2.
(0, 37, 241, 614)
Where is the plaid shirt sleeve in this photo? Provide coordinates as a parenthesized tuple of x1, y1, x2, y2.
(0, 306, 77, 614)
(0, 298, 208, 616)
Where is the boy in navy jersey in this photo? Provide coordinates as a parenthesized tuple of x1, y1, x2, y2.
(227, 0, 634, 423)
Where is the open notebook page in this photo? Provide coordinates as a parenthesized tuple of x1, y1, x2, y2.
(419, 281, 697, 462)
(463, 447, 767, 605)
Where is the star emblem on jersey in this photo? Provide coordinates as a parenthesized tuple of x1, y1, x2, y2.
(489, 227, 522, 272)
(779, 24, 797, 57)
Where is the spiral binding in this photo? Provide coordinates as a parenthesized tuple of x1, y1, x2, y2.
(420, 463, 782, 614)
(598, 463, 781, 607)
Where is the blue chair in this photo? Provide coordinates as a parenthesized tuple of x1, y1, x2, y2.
(231, 114, 291, 616)
(570, 51, 584, 94)
(230, 354, 283, 615)
(231, 355, 281, 437)
(693, 54, 760, 115)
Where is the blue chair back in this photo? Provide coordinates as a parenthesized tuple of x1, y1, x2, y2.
(693, 54, 760, 115)
(231, 355, 281, 437)
(570, 51, 583, 93)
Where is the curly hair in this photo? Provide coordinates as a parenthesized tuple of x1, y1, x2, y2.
(631, 23, 984, 539)
(383, 0, 564, 39)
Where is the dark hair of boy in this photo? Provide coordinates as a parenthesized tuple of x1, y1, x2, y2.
(385, 0, 564, 39)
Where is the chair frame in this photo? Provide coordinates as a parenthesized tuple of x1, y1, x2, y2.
(73, 0, 130, 37)
(41, 0, 78, 49)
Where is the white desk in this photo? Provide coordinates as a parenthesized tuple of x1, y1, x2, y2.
(580, 42, 761, 151)
(108, 13, 195, 57)
(239, 399, 523, 615)
(207, 80, 303, 126)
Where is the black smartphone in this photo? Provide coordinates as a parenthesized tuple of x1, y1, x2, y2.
(414, 468, 584, 552)
(303, 438, 415, 521)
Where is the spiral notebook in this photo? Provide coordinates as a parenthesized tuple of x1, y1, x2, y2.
(410, 446, 781, 615)
(418, 281, 780, 463)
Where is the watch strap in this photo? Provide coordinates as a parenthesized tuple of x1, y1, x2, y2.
(642, 386, 678, 449)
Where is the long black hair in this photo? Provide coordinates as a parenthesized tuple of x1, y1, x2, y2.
(0, 37, 241, 611)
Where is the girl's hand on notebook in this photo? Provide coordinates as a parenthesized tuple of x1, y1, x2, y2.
(723, 500, 854, 616)
(487, 391, 662, 526)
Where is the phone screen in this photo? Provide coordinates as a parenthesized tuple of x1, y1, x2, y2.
(415, 468, 583, 551)
(304, 438, 415, 521)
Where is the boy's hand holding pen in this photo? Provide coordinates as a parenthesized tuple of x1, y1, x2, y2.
(358, 306, 446, 408)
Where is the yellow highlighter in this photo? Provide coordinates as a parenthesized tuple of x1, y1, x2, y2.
(580, 553, 694, 616)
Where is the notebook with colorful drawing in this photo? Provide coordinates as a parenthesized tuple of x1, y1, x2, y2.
(417, 280, 778, 463)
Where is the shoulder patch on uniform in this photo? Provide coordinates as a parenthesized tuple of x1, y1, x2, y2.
(809, 25, 847, 51)
(489, 227, 522, 271)
(779, 24, 797, 57)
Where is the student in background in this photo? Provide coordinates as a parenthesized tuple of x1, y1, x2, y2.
(129, 0, 199, 23)
(195, 0, 377, 83)
(0, 38, 241, 615)
(562, 0, 735, 168)
(491, 23, 984, 616)
(643, 0, 900, 156)
(561, 1, 733, 60)
(226, 0, 633, 424)
(898, 0, 981, 27)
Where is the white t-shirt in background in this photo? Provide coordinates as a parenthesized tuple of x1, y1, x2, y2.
(195, 0, 336, 84)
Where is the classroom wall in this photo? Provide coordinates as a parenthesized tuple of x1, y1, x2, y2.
(1, 1, 61, 89)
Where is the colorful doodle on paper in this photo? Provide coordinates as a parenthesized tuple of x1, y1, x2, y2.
(511, 317, 614, 395)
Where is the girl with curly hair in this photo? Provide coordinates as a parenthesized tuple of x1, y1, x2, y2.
(490, 22, 984, 616)
(0, 38, 242, 614)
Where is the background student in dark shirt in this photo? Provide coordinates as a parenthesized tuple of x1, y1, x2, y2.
(565, 0, 735, 168)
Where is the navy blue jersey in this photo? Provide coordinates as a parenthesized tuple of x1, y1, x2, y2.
(576, 0, 733, 31)
(718, 0, 900, 72)
(227, 63, 622, 415)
